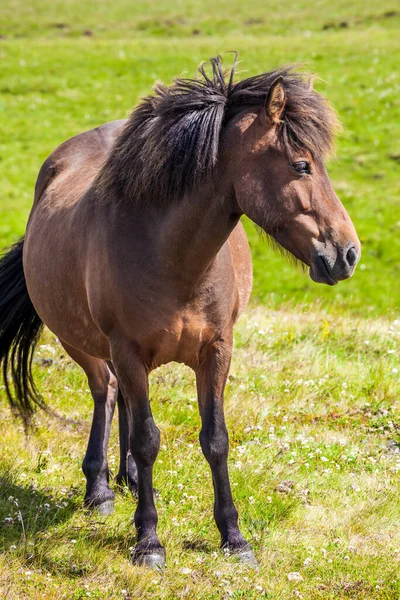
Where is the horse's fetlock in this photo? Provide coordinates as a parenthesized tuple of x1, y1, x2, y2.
(82, 457, 108, 480)
(134, 506, 158, 534)
(217, 505, 239, 527)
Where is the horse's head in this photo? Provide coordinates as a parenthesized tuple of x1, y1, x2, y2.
(225, 75, 360, 285)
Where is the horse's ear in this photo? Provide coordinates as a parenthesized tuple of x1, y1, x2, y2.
(264, 76, 285, 124)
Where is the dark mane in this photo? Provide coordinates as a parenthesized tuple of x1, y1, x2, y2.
(97, 55, 339, 206)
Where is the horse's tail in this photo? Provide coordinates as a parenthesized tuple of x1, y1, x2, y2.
(0, 238, 44, 426)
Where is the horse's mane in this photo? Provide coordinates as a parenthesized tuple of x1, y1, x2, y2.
(97, 55, 339, 206)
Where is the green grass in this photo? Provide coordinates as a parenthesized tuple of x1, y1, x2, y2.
(1, 1, 400, 598)
(1, 311, 400, 599)
(1, 0, 399, 39)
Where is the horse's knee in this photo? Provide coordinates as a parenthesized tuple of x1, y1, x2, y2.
(131, 418, 160, 466)
(200, 425, 229, 466)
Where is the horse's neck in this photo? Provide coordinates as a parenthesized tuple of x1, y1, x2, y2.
(158, 187, 239, 284)
(103, 180, 240, 289)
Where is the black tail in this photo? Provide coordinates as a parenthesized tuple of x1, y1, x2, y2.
(0, 238, 44, 425)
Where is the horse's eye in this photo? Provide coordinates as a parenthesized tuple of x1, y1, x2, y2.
(292, 161, 310, 174)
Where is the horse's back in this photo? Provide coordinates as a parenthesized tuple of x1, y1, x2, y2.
(32, 119, 128, 207)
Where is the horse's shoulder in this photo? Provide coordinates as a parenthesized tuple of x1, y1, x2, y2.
(227, 221, 253, 318)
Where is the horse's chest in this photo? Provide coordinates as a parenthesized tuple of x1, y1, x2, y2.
(139, 311, 220, 369)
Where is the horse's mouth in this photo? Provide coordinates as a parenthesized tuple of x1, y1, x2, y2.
(310, 255, 338, 286)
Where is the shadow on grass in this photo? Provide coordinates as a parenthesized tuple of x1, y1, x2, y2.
(0, 471, 80, 551)
(0, 468, 142, 578)
(182, 538, 213, 552)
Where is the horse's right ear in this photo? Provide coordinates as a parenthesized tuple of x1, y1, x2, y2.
(263, 76, 285, 124)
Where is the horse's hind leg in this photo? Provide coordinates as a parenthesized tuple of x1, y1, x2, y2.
(111, 343, 165, 570)
(103, 362, 138, 494)
(60, 341, 117, 515)
(115, 388, 138, 494)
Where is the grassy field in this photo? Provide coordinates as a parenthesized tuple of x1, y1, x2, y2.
(1, 1, 400, 598)
(1, 312, 400, 599)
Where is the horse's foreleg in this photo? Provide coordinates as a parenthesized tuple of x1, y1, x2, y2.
(61, 341, 117, 515)
(196, 332, 257, 566)
(111, 344, 165, 570)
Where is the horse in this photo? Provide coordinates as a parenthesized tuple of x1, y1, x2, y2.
(0, 55, 360, 570)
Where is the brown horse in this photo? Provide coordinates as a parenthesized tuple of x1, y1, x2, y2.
(0, 56, 360, 569)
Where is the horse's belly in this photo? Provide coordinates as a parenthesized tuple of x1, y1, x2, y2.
(26, 275, 110, 359)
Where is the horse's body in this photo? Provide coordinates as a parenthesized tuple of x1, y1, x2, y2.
(26, 119, 252, 365)
(0, 57, 360, 569)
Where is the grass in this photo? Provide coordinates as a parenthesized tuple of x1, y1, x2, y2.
(1, 0, 400, 39)
(1, 310, 400, 599)
(1, 1, 400, 598)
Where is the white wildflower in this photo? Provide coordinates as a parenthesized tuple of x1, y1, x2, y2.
(288, 572, 303, 582)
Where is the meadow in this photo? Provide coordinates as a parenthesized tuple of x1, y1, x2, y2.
(0, 1, 400, 598)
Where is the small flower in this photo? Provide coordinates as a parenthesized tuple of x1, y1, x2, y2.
(288, 572, 303, 582)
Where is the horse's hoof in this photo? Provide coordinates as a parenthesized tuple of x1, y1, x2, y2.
(235, 548, 259, 570)
(132, 551, 166, 571)
(94, 499, 115, 516)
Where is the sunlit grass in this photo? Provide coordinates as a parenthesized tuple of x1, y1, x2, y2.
(1, 308, 399, 599)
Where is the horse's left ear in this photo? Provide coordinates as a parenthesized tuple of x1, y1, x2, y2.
(265, 76, 285, 124)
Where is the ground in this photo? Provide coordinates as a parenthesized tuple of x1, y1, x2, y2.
(0, 1, 400, 599)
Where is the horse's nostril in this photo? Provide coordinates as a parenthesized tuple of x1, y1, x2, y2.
(346, 246, 358, 267)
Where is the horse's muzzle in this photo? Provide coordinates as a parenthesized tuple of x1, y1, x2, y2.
(310, 244, 360, 286)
